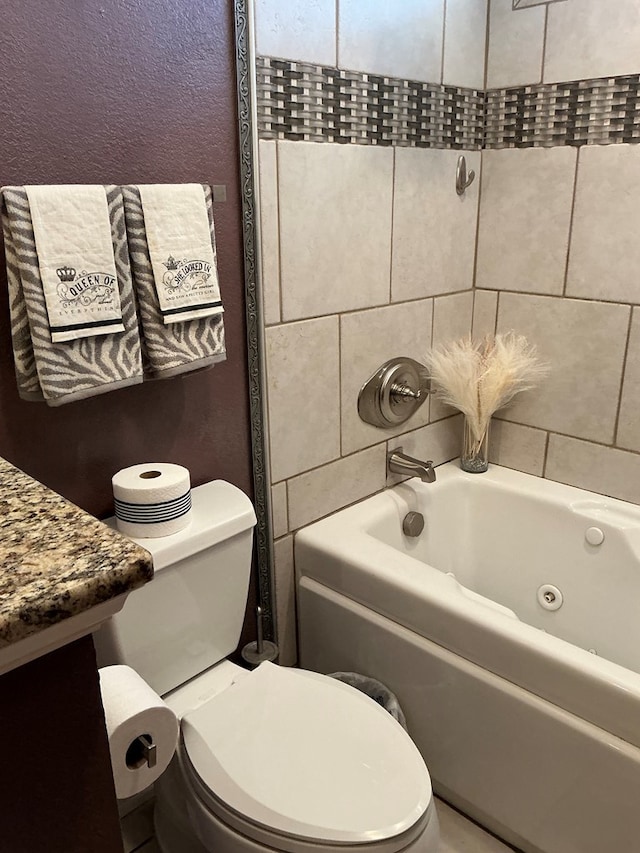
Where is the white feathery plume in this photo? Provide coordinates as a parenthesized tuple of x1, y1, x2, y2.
(425, 333, 549, 448)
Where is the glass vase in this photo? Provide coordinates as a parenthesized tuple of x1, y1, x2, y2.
(460, 417, 489, 473)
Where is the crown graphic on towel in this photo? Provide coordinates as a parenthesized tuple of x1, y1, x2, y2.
(163, 255, 180, 271)
(56, 265, 76, 282)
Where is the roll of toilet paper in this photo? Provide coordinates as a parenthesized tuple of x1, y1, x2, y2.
(99, 665, 179, 800)
(112, 462, 191, 538)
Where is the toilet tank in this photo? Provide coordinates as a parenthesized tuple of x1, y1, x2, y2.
(94, 481, 256, 697)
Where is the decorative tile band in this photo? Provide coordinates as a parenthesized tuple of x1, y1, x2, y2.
(257, 58, 640, 152)
(256, 57, 484, 149)
(485, 75, 640, 149)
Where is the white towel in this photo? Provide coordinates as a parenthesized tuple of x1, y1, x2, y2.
(1, 186, 143, 406)
(25, 185, 125, 342)
(121, 184, 226, 379)
(137, 183, 224, 325)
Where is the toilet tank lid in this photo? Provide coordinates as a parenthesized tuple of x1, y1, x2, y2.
(109, 481, 256, 571)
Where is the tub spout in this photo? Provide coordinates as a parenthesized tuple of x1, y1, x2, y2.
(388, 449, 436, 483)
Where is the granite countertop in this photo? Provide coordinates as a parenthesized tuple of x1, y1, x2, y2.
(0, 456, 153, 648)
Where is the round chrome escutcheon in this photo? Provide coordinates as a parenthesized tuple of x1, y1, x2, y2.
(537, 583, 563, 611)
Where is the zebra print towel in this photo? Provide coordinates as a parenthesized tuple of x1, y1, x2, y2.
(121, 185, 226, 379)
(1, 186, 143, 406)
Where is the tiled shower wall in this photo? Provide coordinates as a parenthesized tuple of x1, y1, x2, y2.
(254, 0, 487, 663)
(254, 0, 640, 664)
(479, 0, 640, 505)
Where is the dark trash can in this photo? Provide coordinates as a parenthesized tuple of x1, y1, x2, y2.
(329, 672, 408, 731)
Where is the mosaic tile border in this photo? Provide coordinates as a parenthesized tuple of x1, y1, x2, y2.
(256, 57, 484, 149)
(485, 75, 640, 149)
(257, 58, 640, 152)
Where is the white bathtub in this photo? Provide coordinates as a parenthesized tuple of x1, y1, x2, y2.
(295, 461, 640, 853)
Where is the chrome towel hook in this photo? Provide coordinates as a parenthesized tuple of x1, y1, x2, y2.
(456, 154, 475, 196)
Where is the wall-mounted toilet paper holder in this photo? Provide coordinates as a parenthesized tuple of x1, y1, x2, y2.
(126, 733, 157, 769)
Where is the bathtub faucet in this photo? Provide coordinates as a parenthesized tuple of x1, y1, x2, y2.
(388, 449, 436, 483)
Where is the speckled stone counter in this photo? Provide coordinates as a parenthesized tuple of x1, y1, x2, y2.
(0, 456, 153, 648)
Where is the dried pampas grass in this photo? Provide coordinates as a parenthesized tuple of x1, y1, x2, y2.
(425, 333, 549, 446)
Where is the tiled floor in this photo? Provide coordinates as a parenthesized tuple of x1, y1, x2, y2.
(121, 797, 520, 853)
(437, 800, 519, 853)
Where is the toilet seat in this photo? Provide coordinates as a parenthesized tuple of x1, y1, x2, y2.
(180, 662, 432, 847)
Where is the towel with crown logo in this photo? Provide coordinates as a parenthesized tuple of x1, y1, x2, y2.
(0, 185, 143, 406)
(121, 183, 226, 379)
(137, 183, 224, 325)
(25, 185, 126, 343)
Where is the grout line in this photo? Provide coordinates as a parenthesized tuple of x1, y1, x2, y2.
(441, 0, 447, 85)
(498, 418, 640, 457)
(542, 430, 551, 477)
(612, 306, 634, 447)
(429, 296, 436, 422)
(266, 289, 474, 328)
(539, 4, 549, 84)
(338, 312, 344, 458)
(288, 419, 463, 532)
(389, 147, 397, 305)
(494, 289, 500, 335)
(283, 479, 290, 535)
(562, 146, 580, 297)
(459, 286, 639, 310)
(472, 289, 478, 338)
(471, 147, 484, 302)
(274, 140, 285, 322)
(286, 437, 390, 484)
(483, 0, 491, 92)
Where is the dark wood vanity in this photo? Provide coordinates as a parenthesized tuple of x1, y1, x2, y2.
(0, 457, 153, 853)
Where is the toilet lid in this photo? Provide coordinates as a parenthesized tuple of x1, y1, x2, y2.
(181, 662, 431, 844)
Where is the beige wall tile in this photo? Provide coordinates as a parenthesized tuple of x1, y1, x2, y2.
(254, 0, 336, 65)
(387, 415, 463, 484)
(258, 141, 280, 326)
(489, 419, 547, 476)
(341, 300, 433, 456)
(432, 290, 475, 348)
(617, 308, 640, 452)
(472, 290, 498, 340)
(278, 141, 393, 321)
(567, 145, 640, 304)
(545, 0, 640, 84)
(271, 481, 288, 539)
(274, 535, 297, 666)
(339, 0, 444, 82)
(443, 0, 487, 90)
(431, 291, 474, 421)
(287, 443, 387, 530)
(476, 147, 576, 296)
(266, 317, 340, 481)
(497, 293, 630, 443)
(486, 0, 545, 89)
(546, 434, 640, 505)
(392, 148, 479, 302)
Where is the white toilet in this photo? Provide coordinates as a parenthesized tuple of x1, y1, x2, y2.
(95, 480, 440, 853)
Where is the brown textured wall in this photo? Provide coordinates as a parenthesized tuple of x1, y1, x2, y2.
(0, 0, 257, 635)
(0, 3, 256, 842)
(0, 0, 253, 516)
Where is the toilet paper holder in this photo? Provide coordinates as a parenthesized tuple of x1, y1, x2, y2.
(126, 733, 157, 770)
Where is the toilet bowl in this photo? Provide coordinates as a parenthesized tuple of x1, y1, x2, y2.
(155, 661, 439, 853)
(95, 481, 440, 853)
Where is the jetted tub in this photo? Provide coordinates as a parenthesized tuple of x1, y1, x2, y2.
(295, 461, 640, 853)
